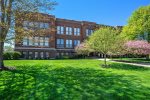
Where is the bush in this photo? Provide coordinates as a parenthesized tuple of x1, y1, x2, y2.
(3, 51, 21, 60)
(12, 52, 21, 60)
(3, 52, 12, 60)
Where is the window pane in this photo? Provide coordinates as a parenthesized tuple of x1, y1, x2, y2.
(57, 26, 60, 34)
(35, 52, 38, 58)
(66, 40, 72, 48)
(61, 26, 64, 34)
(40, 37, 44, 46)
(23, 21, 28, 26)
(40, 52, 44, 58)
(34, 37, 39, 46)
(45, 37, 49, 46)
(74, 40, 80, 46)
(45, 23, 49, 28)
(23, 37, 28, 46)
(29, 37, 33, 46)
(57, 39, 64, 48)
(46, 52, 49, 58)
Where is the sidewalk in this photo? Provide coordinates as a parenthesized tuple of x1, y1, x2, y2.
(98, 59, 150, 68)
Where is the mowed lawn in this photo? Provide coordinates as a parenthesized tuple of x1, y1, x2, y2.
(0, 60, 150, 100)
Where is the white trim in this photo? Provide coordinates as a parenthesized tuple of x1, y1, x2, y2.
(15, 47, 75, 51)
(15, 47, 56, 50)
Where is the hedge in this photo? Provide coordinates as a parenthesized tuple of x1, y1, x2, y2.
(3, 51, 21, 60)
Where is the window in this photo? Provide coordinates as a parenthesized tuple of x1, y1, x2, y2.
(23, 21, 49, 29)
(39, 37, 44, 46)
(57, 53, 60, 56)
(44, 23, 49, 29)
(40, 22, 45, 28)
(23, 21, 29, 27)
(86, 29, 94, 36)
(23, 36, 49, 47)
(74, 28, 80, 36)
(66, 52, 69, 56)
(61, 53, 64, 56)
(29, 37, 33, 46)
(46, 52, 49, 58)
(23, 37, 28, 46)
(57, 26, 64, 34)
(29, 52, 33, 59)
(34, 37, 39, 46)
(66, 27, 72, 35)
(40, 52, 44, 58)
(66, 40, 72, 48)
(34, 22, 39, 28)
(35, 52, 38, 59)
(74, 40, 80, 47)
(57, 39, 64, 48)
(29, 22, 34, 27)
(22, 52, 27, 58)
(23, 21, 28, 29)
(39, 22, 49, 29)
(45, 37, 49, 47)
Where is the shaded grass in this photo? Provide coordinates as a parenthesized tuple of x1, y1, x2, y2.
(0, 60, 150, 100)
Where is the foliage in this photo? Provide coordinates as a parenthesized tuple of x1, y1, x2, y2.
(3, 52, 13, 60)
(4, 45, 14, 52)
(0, 60, 150, 99)
(3, 51, 21, 60)
(75, 42, 93, 57)
(88, 27, 124, 66)
(0, 0, 57, 68)
(125, 40, 150, 55)
(121, 5, 150, 41)
(12, 51, 21, 60)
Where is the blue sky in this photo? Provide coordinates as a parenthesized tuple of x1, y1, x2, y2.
(50, 0, 150, 26)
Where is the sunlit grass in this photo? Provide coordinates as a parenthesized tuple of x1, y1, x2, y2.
(0, 59, 150, 99)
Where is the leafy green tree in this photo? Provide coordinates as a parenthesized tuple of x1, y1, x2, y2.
(0, 0, 57, 69)
(88, 27, 123, 67)
(4, 45, 13, 52)
(122, 5, 150, 41)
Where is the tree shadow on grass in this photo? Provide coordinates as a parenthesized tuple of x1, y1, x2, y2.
(109, 63, 150, 71)
(0, 65, 150, 100)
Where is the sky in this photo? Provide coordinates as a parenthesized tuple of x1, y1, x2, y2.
(50, 0, 150, 26)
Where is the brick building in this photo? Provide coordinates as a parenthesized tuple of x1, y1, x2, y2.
(14, 12, 102, 59)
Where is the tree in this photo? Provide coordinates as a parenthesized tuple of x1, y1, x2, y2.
(75, 42, 93, 58)
(4, 45, 13, 52)
(121, 5, 150, 41)
(88, 27, 123, 67)
(125, 40, 150, 56)
(0, 0, 57, 69)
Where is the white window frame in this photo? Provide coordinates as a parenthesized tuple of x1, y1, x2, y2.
(66, 27, 72, 35)
(57, 39, 64, 48)
(74, 28, 80, 36)
(66, 40, 72, 48)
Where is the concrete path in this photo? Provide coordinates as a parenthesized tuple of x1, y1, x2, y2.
(98, 59, 150, 68)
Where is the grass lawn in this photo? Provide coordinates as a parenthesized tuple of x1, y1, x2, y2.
(112, 58, 150, 64)
(0, 59, 150, 100)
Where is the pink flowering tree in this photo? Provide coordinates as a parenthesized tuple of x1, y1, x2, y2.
(125, 40, 150, 57)
(75, 42, 93, 58)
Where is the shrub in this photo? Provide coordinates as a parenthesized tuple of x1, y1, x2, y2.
(12, 52, 21, 60)
(3, 51, 21, 60)
(3, 52, 12, 60)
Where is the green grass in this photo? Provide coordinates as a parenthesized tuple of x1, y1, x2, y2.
(0, 59, 150, 100)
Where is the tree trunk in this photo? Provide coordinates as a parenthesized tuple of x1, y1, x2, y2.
(0, 42, 4, 69)
(104, 54, 107, 67)
(146, 54, 149, 60)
